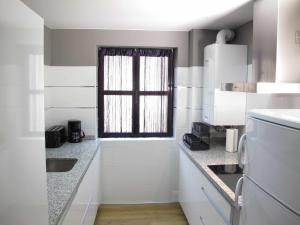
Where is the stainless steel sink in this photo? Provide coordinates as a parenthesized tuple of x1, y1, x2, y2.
(46, 158, 78, 172)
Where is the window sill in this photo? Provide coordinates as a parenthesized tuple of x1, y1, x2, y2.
(99, 137, 176, 142)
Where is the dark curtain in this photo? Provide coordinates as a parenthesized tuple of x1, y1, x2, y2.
(99, 47, 173, 57)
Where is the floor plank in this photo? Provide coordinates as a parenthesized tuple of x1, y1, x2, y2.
(94, 203, 189, 225)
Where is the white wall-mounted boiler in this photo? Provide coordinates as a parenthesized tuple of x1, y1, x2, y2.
(202, 44, 247, 126)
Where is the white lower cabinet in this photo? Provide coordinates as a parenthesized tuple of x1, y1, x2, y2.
(61, 149, 101, 225)
(179, 150, 231, 225)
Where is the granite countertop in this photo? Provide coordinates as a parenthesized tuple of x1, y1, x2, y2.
(46, 140, 100, 225)
(179, 141, 238, 206)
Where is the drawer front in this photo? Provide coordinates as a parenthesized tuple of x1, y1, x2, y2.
(199, 172, 231, 225)
(199, 185, 230, 225)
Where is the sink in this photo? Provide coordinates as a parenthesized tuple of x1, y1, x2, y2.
(46, 158, 78, 172)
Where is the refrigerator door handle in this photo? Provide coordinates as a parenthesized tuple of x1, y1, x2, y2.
(238, 134, 247, 169)
(235, 176, 244, 209)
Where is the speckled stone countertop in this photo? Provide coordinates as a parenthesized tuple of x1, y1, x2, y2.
(46, 140, 100, 225)
(179, 141, 238, 206)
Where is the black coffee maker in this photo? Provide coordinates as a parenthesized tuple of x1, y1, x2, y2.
(68, 120, 85, 143)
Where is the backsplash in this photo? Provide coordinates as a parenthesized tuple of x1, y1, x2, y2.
(174, 66, 203, 142)
(43, 65, 265, 141)
(44, 66, 97, 138)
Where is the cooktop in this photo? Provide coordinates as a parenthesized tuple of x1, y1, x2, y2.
(208, 164, 243, 192)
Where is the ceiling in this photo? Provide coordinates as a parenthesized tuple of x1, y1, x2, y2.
(21, 0, 253, 31)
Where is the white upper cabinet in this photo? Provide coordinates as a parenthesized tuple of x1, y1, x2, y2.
(0, 0, 49, 224)
(202, 44, 247, 126)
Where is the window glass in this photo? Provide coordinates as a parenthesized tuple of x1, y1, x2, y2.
(104, 95, 132, 133)
(140, 56, 168, 91)
(139, 95, 168, 133)
(104, 55, 133, 91)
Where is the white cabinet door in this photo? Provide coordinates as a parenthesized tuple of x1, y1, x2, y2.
(179, 151, 203, 225)
(240, 177, 300, 225)
(0, 0, 49, 224)
(82, 149, 101, 225)
(214, 91, 246, 126)
(62, 149, 101, 225)
(179, 150, 231, 225)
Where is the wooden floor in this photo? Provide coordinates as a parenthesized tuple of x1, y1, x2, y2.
(94, 203, 189, 225)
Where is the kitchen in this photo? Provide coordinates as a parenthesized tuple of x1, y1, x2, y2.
(1, 0, 300, 225)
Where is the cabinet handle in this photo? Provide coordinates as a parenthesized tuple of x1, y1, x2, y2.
(238, 134, 247, 169)
(201, 186, 231, 225)
(200, 216, 207, 225)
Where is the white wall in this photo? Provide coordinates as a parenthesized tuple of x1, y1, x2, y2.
(100, 66, 203, 203)
(44, 66, 97, 137)
(246, 65, 300, 111)
(100, 139, 178, 203)
(43, 65, 203, 203)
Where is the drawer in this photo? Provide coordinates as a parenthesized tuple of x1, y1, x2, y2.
(179, 150, 231, 225)
(199, 172, 231, 225)
(199, 212, 228, 225)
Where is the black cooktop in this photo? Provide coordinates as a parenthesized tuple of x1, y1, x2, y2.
(208, 164, 243, 192)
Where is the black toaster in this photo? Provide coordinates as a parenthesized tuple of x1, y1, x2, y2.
(45, 125, 66, 148)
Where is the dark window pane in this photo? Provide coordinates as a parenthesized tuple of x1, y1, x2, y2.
(139, 95, 168, 133)
(104, 95, 132, 133)
(140, 56, 168, 91)
(104, 55, 133, 90)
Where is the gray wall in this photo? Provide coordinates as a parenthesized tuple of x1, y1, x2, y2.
(230, 21, 253, 64)
(45, 25, 252, 67)
(49, 29, 189, 67)
(188, 29, 218, 67)
(186, 23, 253, 67)
(44, 26, 52, 66)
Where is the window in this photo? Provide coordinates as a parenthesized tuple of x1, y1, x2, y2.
(98, 47, 174, 138)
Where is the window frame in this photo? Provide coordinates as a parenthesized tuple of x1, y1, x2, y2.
(98, 47, 175, 138)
